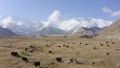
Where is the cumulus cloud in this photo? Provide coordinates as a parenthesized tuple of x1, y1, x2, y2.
(17, 21, 22, 26)
(48, 10, 61, 22)
(102, 7, 120, 17)
(40, 10, 61, 30)
(112, 11, 120, 17)
(59, 19, 81, 31)
(102, 7, 112, 13)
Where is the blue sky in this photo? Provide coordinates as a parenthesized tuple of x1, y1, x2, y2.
(0, 0, 120, 21)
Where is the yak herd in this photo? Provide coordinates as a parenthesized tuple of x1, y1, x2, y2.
(8, 36, 120, 68)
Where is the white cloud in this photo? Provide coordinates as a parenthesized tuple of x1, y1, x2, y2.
(17, 21, 22, 26)
(102, 7, 120, 17)
(59, 19, 81, 31)
(40, 10, 62, 30)
(0, 16, 13, 28)
(112, 11, 120, 17)
(48, 10, 61, 22)
(102, 7, 112, 13)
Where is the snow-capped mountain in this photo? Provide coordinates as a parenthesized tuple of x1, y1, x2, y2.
(41, 10, 113, 33)
(58, 18, 113, 33)
(0, 16, 43, 36)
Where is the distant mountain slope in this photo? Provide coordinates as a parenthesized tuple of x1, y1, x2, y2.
(0, 27, 17, 36)
(74, 27, 102, 36)
(97, 19, 120, 39)
(36, 26, 68, 35)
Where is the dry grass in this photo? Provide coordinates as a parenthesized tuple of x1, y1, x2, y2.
(0, 35, 120, 68)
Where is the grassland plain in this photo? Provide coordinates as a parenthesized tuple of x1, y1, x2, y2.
(0, 35, 120, 68)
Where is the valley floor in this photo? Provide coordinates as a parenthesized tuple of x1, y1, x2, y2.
(0, 35, 120, 68)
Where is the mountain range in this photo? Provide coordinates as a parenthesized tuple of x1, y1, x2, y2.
(0, 16, 116, 37)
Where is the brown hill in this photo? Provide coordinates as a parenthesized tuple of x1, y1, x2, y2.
(97, 19, 120, 39)
(74, 27, 102, 38)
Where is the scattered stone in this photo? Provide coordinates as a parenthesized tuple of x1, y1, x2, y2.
(51, 62, 55, 64)
(74, 59, 85, 64)
(64, 58, 74, 64)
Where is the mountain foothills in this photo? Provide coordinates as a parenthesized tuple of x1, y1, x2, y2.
(0, 26, 17, 36)
(97, 19, 120, 39)
(36, 26, 68, 35)
(73, 27, 103, 38)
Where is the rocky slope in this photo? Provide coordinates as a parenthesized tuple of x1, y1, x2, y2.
(97, 19, 120, 39)
(74, 27, 102, 38)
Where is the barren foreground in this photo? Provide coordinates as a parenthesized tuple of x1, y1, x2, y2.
(0, 35, 120, 68)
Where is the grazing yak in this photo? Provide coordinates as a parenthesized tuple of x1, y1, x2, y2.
(33, 61, 41, 67)
(11, 52, 21, 57)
